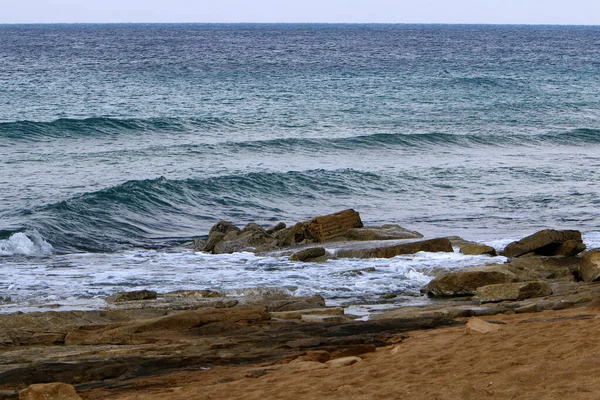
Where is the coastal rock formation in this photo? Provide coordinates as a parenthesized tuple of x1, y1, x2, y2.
(289, 247, 328, 262)
(19, 382, 82, 400)
(336, 238, 453, 259)
(106, 290, 158, 303)
(503, 229, 585, 258)
(459, 243, 497, 256)
(474, 281, 552, 303)
(274, 209, 363, 247)
(423, 265, 519, 297)
(505, 256, 581, 281)
(580, 250, 600, 282)
(343, 224, 423, 241)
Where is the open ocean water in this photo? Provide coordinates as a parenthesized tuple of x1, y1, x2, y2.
(1, 24, 599, 316)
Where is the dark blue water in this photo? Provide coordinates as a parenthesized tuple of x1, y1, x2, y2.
(1, 24, 600, 253)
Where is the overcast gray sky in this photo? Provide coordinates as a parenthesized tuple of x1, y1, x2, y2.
(3, 0, 600, 25)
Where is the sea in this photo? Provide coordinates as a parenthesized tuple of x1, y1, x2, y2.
(1, 24, 599, 317)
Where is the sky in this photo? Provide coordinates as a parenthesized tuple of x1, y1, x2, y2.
(2, 0, 600, 25)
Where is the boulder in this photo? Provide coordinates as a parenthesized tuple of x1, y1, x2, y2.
(326, 356, 362, 368)
(505, 257, 581, 281)
(503, 229, 585, 258)
(474, 281, 552, 303)
(274, 209, 363, 247)
(203, 221, 241, 253)
(236, 293, 327, 312)
(19, 382, 82, 400)
(213, 226, 278, 254)
(336, 238, 453, 259)
(289, 247, 327, 262)
(163, 289, 223, 298)
(266, 222, 286, 234)
(106, 290, 158, 303)
(580, 250, 600, 282)
(423, 265, 519, 297)
(459, 243, 497, 256)
(343, 224, 423, 241)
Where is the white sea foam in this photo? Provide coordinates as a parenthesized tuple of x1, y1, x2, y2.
(0, 231, 53, 256)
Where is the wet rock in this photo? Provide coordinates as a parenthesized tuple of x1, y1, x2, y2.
(203, 221, 241, 253)
(503, 229, 585, 258)
(275, 209, 363, 247)
(505, 256, 581, 281)
(580, 250, 600, 282)
(343, 224, 423, 241)
(107, 290, 158, 303)
(164, 289, 223, 298)
(266, 222, 286, 234)
(19, 382, 82, 400)
(460, 243, 497, 256)
(238, 294, 326, 312)
(474, 281, 552, 303)
(289, 247, 327, 262)
(423, 265, 519, 297)
(213, 223, 278, 254)
(336, 238, 453, 259)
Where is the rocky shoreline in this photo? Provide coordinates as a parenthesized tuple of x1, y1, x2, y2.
(3, 209, 600, 399)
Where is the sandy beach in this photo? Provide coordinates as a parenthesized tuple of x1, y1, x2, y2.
(76, 305, 600, 400)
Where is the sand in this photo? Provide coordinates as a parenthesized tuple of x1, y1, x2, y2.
(79, 305, 600, 400)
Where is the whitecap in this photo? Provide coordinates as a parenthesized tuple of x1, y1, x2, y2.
(0, 231, 54, 256)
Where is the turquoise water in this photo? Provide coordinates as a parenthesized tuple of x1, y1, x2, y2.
(0, 24, 599, 313)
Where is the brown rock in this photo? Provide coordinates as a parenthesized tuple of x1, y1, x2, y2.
(266, 222, 286, 234)
(19, 382, 82, 400)
(270, 307, 344, 320)
(275, 210, 363, 247)
(459, 243, 497, 256)
(203, 221, 241, 253)
(423, 265, 519, 297)
(580, 250, 600, 282)
(289, 247, 327, 262)
(503, 229, 585, 258)
(505, 256, 581, 281)
(343, 224, 423, 241)
(299, 350, 331, 363)
(465, 318, 502, 334)
(474, 281, 552, 303)
(336, 238, 453, 259)
(107, 290, 158, 303)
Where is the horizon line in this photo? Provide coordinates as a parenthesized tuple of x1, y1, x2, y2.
(1, 21, 600, 26)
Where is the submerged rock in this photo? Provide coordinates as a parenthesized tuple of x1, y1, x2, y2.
(503, 229, 585, 258)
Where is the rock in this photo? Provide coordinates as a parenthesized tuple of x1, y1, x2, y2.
(343, 224, 423, 241)
(164, 289, 223, 298)
(336, 238, 453, 259)
(515, 303, 538, 314)
(106, 290, 158, 303)
(203, 221, 241, 253)
(298, 350, 331, 363)
(236, 293, 327, 312)
(213, 225, 278, 254)
(275, 209, 363, 247)
(289, 247, 327, 262)
(266, 222, 286, 234)
(271, 307, 345, 320)
(326, 356, 362, 368)
(423, 265, 519, 297)
(503, 229, 585, 258)
(460, 243, 497, 256)
(474, 281, 552, 303)
(465, 318, 502, 334)
(580, 250, 600, 282)
(301, 315, 346, 323)
(19, 382, 82, 400)
(505, 256, 581, 281)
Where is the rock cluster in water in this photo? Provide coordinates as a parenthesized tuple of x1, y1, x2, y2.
(3, 209, 600, 399)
